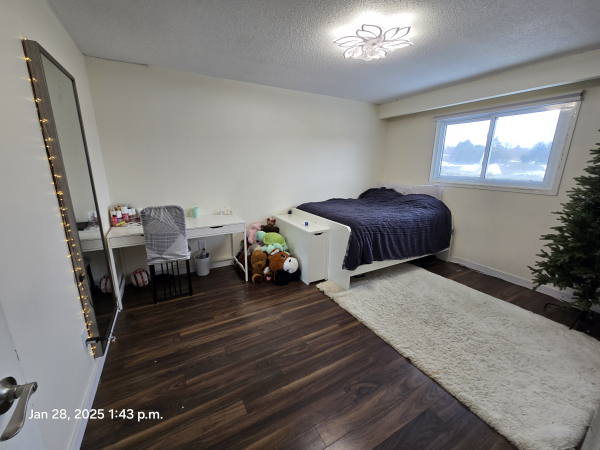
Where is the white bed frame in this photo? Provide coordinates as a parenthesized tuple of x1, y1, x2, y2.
(292, 183, 452, 290)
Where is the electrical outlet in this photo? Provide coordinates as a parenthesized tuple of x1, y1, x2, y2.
(198, 240, 206, 251)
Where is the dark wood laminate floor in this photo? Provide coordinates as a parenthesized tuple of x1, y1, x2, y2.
(81, 260, 599, 450)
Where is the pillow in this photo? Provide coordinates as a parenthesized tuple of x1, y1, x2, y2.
(377, 182, 442, 200)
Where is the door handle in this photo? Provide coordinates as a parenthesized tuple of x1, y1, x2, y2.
(0, 377, 38, 441)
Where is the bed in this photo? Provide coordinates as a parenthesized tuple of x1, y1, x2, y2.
(292, 182, 453, 290)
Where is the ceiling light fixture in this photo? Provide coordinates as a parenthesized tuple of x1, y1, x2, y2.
(333, 24, 412, 61)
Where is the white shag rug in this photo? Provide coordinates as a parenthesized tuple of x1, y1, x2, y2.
(317, 264, 600, 450)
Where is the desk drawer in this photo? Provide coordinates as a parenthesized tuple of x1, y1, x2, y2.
(188, 223, 244, 238)
(109, 235, 145, 248)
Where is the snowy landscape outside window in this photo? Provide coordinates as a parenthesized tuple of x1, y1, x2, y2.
(429, 94, 581, 195)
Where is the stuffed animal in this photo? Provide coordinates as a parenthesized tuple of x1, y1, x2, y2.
(250, 248, 268, 284)
(247, 243, 261, 254)
(274, 268, 302, 286)
(263, 267, 274, 282)
(261, 218, 279, 234)
(247, 221, 262, 245)
(267, 249, 300, 286)
(268, 249, 299, 277)
(257, 231, 289, 253)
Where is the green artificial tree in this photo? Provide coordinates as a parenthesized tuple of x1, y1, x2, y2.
(530, 133, 600, 324)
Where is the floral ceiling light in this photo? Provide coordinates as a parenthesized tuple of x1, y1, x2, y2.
(334, 24, 412, 61)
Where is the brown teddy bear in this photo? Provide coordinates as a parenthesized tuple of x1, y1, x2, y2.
(263, 268, 274, 282)
(250, 248, 268, 284)
(261, 217, 279, 234)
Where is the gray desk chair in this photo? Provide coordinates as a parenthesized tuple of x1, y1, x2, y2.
(140, 205, 193, 303)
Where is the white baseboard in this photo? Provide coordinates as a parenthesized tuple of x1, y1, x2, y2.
(447, 256, 600, 313)
(69, 312, 118, 450)
(447, 256, 574, 301)
(206, 258, 235, 270)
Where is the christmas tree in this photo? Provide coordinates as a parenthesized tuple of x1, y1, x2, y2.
(530, 133, 600, 312)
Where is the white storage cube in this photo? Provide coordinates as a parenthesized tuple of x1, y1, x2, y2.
(275, 214, 329, 285)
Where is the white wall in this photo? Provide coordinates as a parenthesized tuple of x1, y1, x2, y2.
(0, 0, 112, 449)
(383, 78, 600, 284)
(379, 48, 600, 119)
(85, 58, 387, 268)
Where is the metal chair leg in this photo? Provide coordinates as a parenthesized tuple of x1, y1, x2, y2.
(149, 265, 158, 304)
(148, 260, 193, 304)
(177, 261, 182, 295)
(186, 259, 193, 296)
(162, 263, 167, 299)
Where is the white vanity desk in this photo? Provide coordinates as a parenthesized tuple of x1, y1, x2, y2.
(79, 228, 103, 252)
(106, 214, 248, 309)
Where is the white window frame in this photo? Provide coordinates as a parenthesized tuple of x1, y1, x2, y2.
(429, 92, 582, 195)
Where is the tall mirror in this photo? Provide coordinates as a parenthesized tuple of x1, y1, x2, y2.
(23, 40, 117, 357)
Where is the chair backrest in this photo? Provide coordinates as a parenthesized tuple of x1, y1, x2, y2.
(140, 205, 190, 264)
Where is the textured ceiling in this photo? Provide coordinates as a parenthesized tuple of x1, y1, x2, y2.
(46, 0, 600, 104)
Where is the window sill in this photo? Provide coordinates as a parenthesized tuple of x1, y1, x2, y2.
(430, 180, 558, 196)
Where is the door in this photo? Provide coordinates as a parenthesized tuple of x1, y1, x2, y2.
(0, 303, 44, 449)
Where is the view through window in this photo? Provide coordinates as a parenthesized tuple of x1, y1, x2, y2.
(430, 99, 579, 193)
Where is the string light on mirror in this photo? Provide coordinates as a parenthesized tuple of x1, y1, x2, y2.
(23, 43, 99, 357)
(333, 24, 412, 61)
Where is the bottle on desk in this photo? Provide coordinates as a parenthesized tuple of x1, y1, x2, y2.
(115, 210, 123, 226)
(88, 211, 99, 228)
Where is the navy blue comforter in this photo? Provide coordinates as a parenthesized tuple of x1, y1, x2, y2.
(297, 188, 452, 271)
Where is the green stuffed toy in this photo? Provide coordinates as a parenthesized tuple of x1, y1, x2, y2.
(256, 230, 289, 254)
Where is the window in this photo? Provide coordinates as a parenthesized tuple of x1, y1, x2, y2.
(429, 93, 581, 195)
